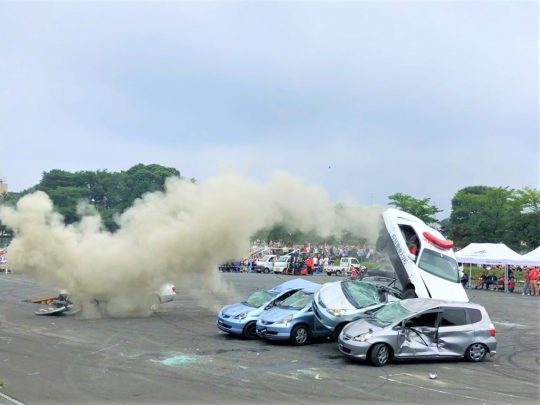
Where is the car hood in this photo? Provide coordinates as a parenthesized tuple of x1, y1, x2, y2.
(318, 282, 356, 310)
(221, 302, 259, 317)
(342, 318, 385, 337)
(259, 306, 298, 322)
(418, 270, 469, 302)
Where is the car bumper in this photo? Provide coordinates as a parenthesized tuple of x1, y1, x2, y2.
(216, 316, 246, 335)
(337, 337, 369, 359)
(256, 323, 292, 341)
(313, 304, 343, 331)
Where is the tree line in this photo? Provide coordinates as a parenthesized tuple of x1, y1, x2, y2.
(1, 164, 538, 251)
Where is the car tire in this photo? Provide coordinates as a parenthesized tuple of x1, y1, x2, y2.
(402, 289, 417, 299)
(376, 235, 388, 252)
(336, 270, 342, 276)
(370, 343, 391, 367)
(150, 295, 161, 312)
(242, 321, 258, 340)
(333, 323, 347, 341)
(263, 267, 270, 274)
(290, 324, 310, 346)
(465, 343, 488, 362)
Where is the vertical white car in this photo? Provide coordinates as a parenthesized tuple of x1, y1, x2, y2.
(376, 208, 468, 302)
(273, 255, 291, 274)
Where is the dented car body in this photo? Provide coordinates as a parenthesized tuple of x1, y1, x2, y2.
(376, 208, 468, 302)
(338, 298, 496, 366)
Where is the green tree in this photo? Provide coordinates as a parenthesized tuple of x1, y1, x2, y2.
(449, 186, 522, 249)
(387, 193, 442, 225)
(514, 187, 540, 249)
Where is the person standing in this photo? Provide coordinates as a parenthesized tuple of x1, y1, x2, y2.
(529, 267, 539, 296)
(522, 269, 531, 295)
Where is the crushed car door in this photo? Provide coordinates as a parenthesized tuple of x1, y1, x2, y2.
(397, 311, 440, 357)
(436, 308, 473, 357)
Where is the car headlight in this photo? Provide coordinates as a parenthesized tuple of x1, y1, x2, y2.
(327, 308, 347, 317)
(353, 332, 372, 342)
(233, 311, 248, 320)
(276, 314, 293, 325)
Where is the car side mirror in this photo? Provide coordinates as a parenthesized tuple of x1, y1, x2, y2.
(407, 253, 416, 261)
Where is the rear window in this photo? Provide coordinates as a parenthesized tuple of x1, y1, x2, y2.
(440, 309, 467, 326)
(467, 308, 482, 323)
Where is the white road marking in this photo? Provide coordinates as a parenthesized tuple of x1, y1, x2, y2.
(493, 321, 526, 328)
(379, 375, 505, 404)
(0, 391, 26, 405)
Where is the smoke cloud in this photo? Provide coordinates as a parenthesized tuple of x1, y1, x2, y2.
(0, 172, 382, 317)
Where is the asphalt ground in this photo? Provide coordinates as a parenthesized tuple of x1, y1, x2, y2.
(0, 273, 539, 405)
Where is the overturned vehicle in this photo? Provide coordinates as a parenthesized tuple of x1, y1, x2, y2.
(376, 208, 468, 302)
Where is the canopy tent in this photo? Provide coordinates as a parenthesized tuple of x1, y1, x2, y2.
(521, 246, 540, 266)
(455, 243, 524, 265)
(455, 243, 524, 293)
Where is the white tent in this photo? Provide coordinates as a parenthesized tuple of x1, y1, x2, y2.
(455, 243, 524, 265)
(521, 246, 540, 266)
(455, 243, 524, 292)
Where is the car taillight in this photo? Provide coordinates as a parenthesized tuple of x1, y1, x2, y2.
(172, 285, 176, 293)
(489, 323, 496, 337)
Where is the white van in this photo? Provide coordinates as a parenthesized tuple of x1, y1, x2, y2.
(273, 255, 291, 274)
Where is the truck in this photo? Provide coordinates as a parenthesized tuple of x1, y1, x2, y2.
(256, 255, 278, 273)
(324, 257, 362, 276)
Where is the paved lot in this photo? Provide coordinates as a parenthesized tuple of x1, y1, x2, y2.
(0, 273, 539, 404)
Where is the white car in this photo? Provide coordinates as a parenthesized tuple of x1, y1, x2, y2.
(273, 255, 291, 274)
(256, 255, 278, 273)
(376, 208, 468, 302)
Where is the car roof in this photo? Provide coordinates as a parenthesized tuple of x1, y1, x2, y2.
(400, 298, 486, 313)
(269, 278, 321, 294)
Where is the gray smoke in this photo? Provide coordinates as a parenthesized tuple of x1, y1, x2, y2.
(0, 172, 382, 317)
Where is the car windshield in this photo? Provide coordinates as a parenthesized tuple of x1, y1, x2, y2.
(260, 255, 272, 261)
(371, 301, 412, 326)
(341, 280, 382, 308)
(277, 290, 313, 310)
(418, 249, 460, 282)
(276, 256, 289, 263)
(242, 290, 275, 308)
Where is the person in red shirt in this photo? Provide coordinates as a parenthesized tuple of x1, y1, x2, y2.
(529, 267, 539, 296)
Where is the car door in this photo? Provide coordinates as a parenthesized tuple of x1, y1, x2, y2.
(396, 311, 441, 358)
(436, 308, 473, 357)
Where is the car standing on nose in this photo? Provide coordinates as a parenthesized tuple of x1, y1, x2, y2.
(216, 278, 318, 340)
(338, 298, 497, 367)
(256, 280, 331, 345)
(313, 276, 402, 339)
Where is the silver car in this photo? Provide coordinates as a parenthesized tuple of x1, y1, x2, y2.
(338, 298, 496, 367)
(313, 276, 402, 338)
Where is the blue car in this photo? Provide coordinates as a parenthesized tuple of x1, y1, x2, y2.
(256, 281, 332, 346)
(216, 278, 319, 339)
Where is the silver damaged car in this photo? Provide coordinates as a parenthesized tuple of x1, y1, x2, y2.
(338, 298, 496, 367)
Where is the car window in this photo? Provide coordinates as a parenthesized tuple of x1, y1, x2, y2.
(277, 256, 289, 263)
(372, 301, 412, 326)
(351, 259, 359, 265)
(467, 308, 482, 323)
(242, 290, 274, 308)
(342, 280, 382, 308)
(417, 249, 460, 283)
(277, 290, 314, 310)
(440, 309, 467, 326)
(406, 312, 438, 327)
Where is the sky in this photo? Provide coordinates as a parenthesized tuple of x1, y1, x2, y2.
(0, 1, 538, 217)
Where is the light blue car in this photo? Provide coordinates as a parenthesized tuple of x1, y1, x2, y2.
(256, 281, 332, 346)
(216, 278, 319, 339)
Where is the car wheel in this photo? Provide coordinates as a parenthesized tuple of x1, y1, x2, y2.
(263, 267, 270, 274)
(376, 235, 388, 252)
(290, 325, 310, 346)
(333, 323, 347, 341)
(402, 289, 417, 299)
(150, 295, 161, 312)
(465, 343, 487, 362)
(370, 343, 391, 367)
(336, 270, 342, 276)
(242, 321, 258, 340)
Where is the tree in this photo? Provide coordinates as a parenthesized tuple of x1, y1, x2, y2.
(514, 187, 540, 249)
(449, 186, 522, 250)
(387, 193, 442, 225)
